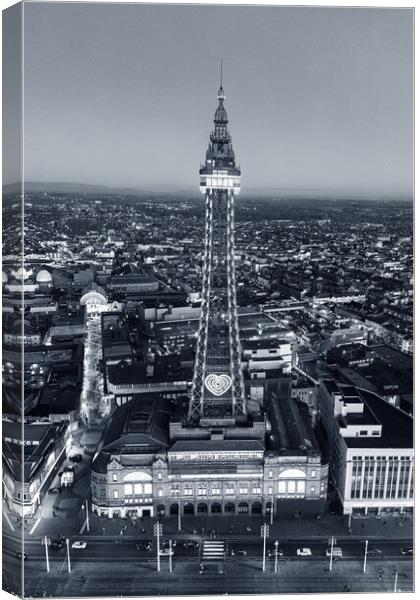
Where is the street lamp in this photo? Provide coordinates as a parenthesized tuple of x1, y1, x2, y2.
(394, 570, 398, 592)
(66, 538, 71, 573)
(81, 499, 90, 532)
(270, 491, 274, 526)
(153, 521, 163, 573)
(178, 500, 181, 532)
(274, 540, 279, 574)
(363, 539, 368, 573)
(41, 536, 51, 573)
(169, 539, 173, 574)
(260, 523, 270, 573)
(328, 536, 336, 572)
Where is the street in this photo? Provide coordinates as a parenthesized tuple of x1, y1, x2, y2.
(3, 531, 414, 597)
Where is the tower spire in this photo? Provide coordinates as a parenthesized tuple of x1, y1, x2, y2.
(218, 58, 225, 101)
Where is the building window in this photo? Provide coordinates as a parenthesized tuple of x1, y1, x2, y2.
(185, 488, 194, 496)
(311, 470, 316, 478)
(134, 483, 142, 495)
(158, 472, 162, 480)
(297, 481, 305, 494)
(311, 487, 315, 494)
(278, 481, 286, 494)
(287, 481, 296, 494)
(211, 488, 221, 496)
(269, 470, 273, 478)
(239, 487, 248, 495)
(158, 489, 163, 497)
(144, 483, 152, 495)
(197, 488, 206, 496)
(225, 488, 235, 495)
(113, 490, 118, 499)
(124, 484, 133, 496)
(113, 474, 117, 482)
(268, 486, 273, 495)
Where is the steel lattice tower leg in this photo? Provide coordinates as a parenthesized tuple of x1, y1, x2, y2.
(189, 190, 245, 422)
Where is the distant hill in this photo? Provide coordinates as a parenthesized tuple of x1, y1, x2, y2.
(2, 181, 412, 203)
(2, 181, 197, 197)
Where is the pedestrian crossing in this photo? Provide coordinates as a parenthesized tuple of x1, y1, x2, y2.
(201, 540, 225, 561)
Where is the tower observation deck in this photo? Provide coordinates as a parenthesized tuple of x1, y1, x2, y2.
(188, 83, 246, 423)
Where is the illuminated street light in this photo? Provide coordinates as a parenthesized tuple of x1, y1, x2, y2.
(260, 523, 270, 573)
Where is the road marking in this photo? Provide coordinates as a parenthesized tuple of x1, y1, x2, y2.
(202, 540, 225, 560)
(29, 518, 41, 535)
(79, 517, 87, 534)
(3, 511, 15, 532)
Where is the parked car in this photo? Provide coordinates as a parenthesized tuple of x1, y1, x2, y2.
(72, 541, 87, 549)
(297, 548, 312, 557)
(367, 547, 382, 556)
(400, 547, 413, 556)
(159, 548, 174, 556)
(69, 454, 83, 463)
(162, 539, 177, 549)
(15, 551, 27, 560)
(48, 488, 61, 495)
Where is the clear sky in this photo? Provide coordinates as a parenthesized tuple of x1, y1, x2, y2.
(17, 3, 413, 197)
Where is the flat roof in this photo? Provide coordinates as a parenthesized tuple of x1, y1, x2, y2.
(342, 389, 413, 449)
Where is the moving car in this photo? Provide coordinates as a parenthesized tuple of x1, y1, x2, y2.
(50, 540, 64, 551)
(230, 549, 247, 556)
(48, 488, 61, 495)
(72, 541, 87, 549)
(183, 540, 199, 549)
(162, 539, 177, 549)
(15, 551, 27, 560)
(367, 547, 382, 556)
(135, 541, 152, 551)
(297, 548, 312, 557)
(326, 547, 343, 558)
(159, 548, 174, 556)
(400, 547, 413, 556)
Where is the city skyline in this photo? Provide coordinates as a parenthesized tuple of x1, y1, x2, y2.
(3, 3, 413, 197)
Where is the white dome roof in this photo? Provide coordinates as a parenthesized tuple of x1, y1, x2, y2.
(36, 269, 52, 283)
(2, 271, 8, 284)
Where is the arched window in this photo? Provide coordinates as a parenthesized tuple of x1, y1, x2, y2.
(278, 469, 307, 479)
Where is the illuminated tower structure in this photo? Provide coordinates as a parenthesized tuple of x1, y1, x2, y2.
(188, 81, 246, 423)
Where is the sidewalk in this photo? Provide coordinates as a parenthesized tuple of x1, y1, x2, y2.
(17, 509, 413, 542)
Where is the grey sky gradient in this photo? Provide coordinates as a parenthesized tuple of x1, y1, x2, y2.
(19, 3, 413, 196)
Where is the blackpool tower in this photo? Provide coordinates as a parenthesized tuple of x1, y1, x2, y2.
(188, 79, 246, 423)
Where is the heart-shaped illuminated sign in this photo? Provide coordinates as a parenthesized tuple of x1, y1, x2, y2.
(205, 373, 232, 396)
